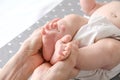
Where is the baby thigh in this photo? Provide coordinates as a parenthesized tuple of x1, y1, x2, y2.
(63, 14, 88, 36)
(76, 38, 120, 70)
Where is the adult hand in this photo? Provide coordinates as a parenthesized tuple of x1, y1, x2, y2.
(0, 27, 44, 80)
(31, 41, 80, 80)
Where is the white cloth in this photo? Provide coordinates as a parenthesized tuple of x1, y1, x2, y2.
(73, 15, 120, 80)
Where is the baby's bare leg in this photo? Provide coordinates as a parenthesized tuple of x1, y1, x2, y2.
(76, 38, 120, 70)
(50, 35, 72, 64)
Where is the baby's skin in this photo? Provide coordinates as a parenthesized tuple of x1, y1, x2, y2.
(80, 0, 120, 29)
(41, 14, 87, 61)
(51, 35, 72, 64)
(41, 19, 72, 63)
(41, 18, 66, 61)
(41, 20, 79, 64)
(42, 0, 120, 71)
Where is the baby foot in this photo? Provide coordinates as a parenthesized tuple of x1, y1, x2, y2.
(50, 35, 72, 64)
(41, 18, 66, 61)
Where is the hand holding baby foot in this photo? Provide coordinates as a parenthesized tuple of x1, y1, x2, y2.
(50, 35, 72, 64)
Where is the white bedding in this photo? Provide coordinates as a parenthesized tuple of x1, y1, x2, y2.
(0, 0, 63, 48)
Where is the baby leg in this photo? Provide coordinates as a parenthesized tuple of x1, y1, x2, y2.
(50, 35, 72, 64)
(41, 18, 67, 61)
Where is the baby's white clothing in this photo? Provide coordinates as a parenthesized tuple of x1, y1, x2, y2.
(73, 14, 120, 80)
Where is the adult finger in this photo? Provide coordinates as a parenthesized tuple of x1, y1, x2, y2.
(31, 63, 51, 80)
(19, 27, 43, 55)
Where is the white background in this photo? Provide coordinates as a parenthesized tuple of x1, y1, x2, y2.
(0, 0, 63, 48)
